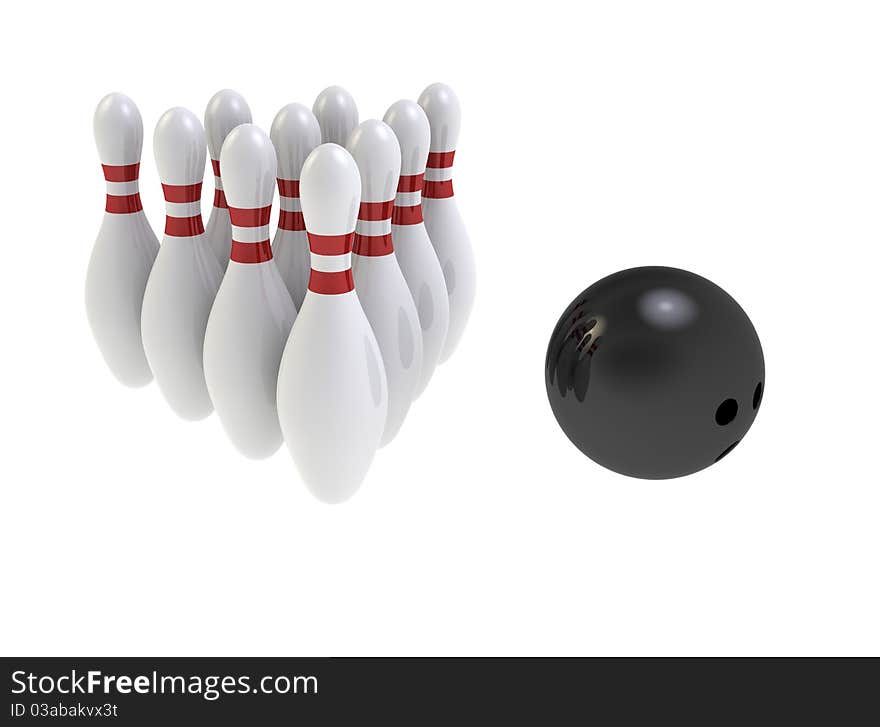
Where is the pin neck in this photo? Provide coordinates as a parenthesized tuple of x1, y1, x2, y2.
(229, 205, 272, 263)
(277, 178, 305, 232)
(102, 163, 143, 214)
(353, 200, 394, 256)
(307, 232, 355, 294)
(162, 182, 204, 237)
(211, 160, 227, 209)
(392, 173, 424, 225)
(423, 150, 455, 199)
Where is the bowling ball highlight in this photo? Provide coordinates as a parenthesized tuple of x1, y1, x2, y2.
(545, 267, 764, 479)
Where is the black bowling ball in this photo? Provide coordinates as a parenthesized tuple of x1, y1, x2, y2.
(545, 266, 764, 479)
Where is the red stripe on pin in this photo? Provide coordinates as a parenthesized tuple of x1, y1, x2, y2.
(228, 205, 272, 227)
(397, 174, 424, 193)
(231, 240, 273, 264)
(165, 215, 205, 237)
(422, 179, 455, 199)
(277, 179, 300, 197)
(105, 194, 143, 214)
(211, 159, 221, 177)
(279, 210, 306, 231)
(162, 182, 203, 203)
(213, 189, 227, 209)
(307, 232, 354, 256)
(308, 269, 354, 295)
(102, 163, 140, 182)
(358, 200, 394, 221)
(392, 205, 423, 225)
(353, 233, 393, 256)
(426, 150, 455, 168)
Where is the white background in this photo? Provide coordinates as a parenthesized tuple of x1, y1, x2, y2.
(1, 0, 878, 656)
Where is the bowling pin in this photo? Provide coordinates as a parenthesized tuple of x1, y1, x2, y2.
(204, 125, 297, 459)
(383, 100, 450, 397)
(276, 144, 388, 503)
(270, 103, 322, 309)
(141, 107, 223, 420)
(313, 86, 358, 145)
(418, 83, 476, 362)
(348, 120, 423, 446)
(204, 89, 252, 270)
(85, 93, 159, 387)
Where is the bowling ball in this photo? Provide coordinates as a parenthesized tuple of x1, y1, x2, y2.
(545, 266, 764, 479)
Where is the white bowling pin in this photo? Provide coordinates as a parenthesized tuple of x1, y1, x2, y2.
(383, 100, 450, 397)
(85, 93, 159, 387)
(141, 107, 223, 420)
(204, 89, 252, 270)
(348, 120, 423, 446)
(270, 103, 322, 309)
(204, 125, 297, 459)
(312, 86, 359, 145)
(418, 83, 476, 362)
(276, 144, 388, 504)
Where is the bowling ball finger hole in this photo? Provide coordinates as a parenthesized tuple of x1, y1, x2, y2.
(714, 398, 738, 426)
(753, 382, 763, 410)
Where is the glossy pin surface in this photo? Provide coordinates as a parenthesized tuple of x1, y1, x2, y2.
(276, 143, 387, 503)
(85, 92, 159, 387)
(204, 89, 252, 270)
(141, 107, 222, 420)
(313, 86, 359, 145)
(270, 103, 322, 309)
(418, 83, 476, 362)
(204, 124, 296, 458)
(383, 99, 449, 397)
(348, 120, 423, 446)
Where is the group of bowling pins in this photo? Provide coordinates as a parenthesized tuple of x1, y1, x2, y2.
(85, 84, 476, 504)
